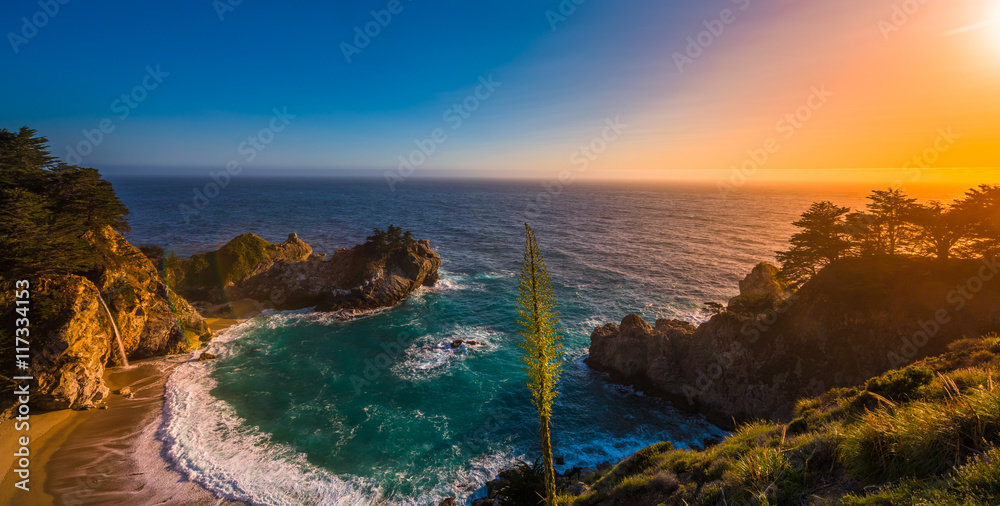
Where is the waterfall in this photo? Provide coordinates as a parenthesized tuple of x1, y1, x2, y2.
(98, 295, 129, 367)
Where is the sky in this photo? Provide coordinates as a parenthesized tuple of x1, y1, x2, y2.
(1, 0, 998, 185)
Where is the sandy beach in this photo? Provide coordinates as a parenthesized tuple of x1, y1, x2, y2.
(1, 318, 242, 506)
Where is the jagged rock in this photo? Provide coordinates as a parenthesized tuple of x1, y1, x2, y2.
(22, 276, 113, 411)
(741, 262, 790, 299)
(218, 236, 441, 315)
(588, 257, 1000, 427)
(4, 226, 210, 413)
(85, 225, 212, 359)
(438, 499, 455, 506)
(728, 262, 792, 314)
(568, 482, 588, 495)
(115, 386, 132, 396)
(198, 352, 217, 361)
(169, 232, 313, 304)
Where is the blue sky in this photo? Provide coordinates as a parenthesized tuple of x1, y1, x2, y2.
(1, 0, 702, 176)
(3, 0, 998, 182)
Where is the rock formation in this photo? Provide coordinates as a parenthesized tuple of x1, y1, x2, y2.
(2, 226, 212, 411)
(168, 232, 313, 304)
(85, 225, 211, 358)
(587, 257, 1000, 427)
(172, 234, 441, 317)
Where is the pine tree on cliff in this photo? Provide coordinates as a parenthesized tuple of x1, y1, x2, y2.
(776, 201, 852, 285)
(955, 184, 1000, 258)
(516, 223, 563, 505)
(0, 127, 130, 279)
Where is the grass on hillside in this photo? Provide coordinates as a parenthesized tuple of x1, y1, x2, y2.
(552, 333, 1000, 506)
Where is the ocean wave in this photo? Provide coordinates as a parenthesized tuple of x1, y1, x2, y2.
(393, 327, 501, 382)
(160, 323, 383, 505)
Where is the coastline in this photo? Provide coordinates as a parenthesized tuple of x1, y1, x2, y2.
(0, 318, 242, 506)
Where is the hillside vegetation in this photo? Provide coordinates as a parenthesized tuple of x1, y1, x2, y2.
(558, 333, 1000, 505)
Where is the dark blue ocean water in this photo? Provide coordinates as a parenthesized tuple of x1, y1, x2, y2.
(112, 177, 962, 505)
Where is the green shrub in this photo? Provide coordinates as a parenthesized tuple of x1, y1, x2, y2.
(983, 334, 1000, 355)
(865, 365, 934, 401)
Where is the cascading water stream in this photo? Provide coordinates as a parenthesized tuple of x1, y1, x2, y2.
(98, 294, 129, 367)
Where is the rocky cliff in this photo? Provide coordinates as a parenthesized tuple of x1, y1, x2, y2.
(0, 226, 213, 411)
(587, 257, 1000, 427)
(171, 233, 441, 317)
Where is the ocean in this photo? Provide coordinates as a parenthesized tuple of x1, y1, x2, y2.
(111, 177, 969, 505)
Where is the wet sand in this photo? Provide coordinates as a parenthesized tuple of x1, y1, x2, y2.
(0, 318, 244, 505)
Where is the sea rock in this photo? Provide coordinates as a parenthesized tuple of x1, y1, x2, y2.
(169, 232, 313, 304)
(438, 499, 455, 506)
(115, 386, 132, 396)
(198, 352, 217, 361)
(215, 236, 442, 315)
(587, 257, 1000, 426)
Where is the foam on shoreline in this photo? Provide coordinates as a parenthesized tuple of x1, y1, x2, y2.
(160, 319, 382, 505)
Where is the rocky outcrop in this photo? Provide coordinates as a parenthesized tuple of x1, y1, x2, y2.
(28, 276, 112, 410)
(86, 226, 212, 359)
(169, 233, 313, 303)
(727, 262, 791, 314)
(181, 235, 441, 317)
(1, 226, 212, 411)
(588, 257, 1000, 427)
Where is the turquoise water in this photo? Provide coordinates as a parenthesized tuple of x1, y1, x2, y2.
(116, 179, 967, 504)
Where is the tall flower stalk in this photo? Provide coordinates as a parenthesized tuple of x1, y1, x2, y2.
(516, 223, 563, 504)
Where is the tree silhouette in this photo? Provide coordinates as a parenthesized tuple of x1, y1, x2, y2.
(906, 202, 972, 260)
(955, 184, 1000, 258)
(849, 189, 918, 256)
(776, 201, 852, 285)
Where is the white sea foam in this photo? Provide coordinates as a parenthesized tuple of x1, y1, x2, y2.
(393, 326, 501, 382)
(160, 320, 383, 505)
